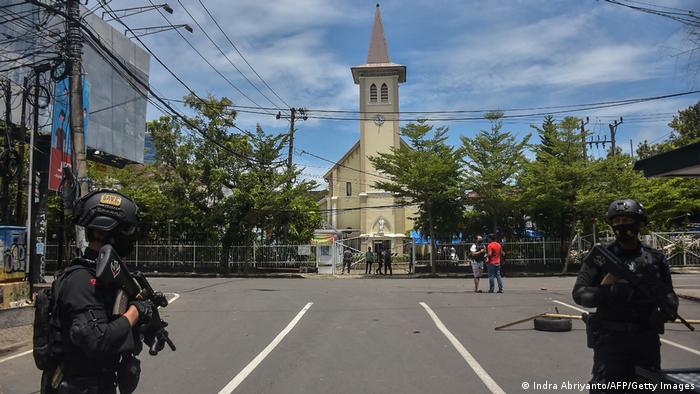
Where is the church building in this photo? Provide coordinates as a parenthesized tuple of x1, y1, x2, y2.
(317, 5, 416, 253)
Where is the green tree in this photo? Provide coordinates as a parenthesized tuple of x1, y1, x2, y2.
(461, 111, 530, 234)
(369, 120, 465, 274)
(519, 116, 588, 267)
(637, 101, 700, 158)
(143, 94, 321, 271)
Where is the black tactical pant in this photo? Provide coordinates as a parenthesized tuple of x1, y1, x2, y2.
(590, 330, 660, 393)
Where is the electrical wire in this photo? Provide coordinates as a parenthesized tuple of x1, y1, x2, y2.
(298, 149, 393, 181)
(90, 1, 280, 164)
(163, 89, 700, 118)
(195, 0, 291, 109)
(171, 0, 283, 111)
(144, 0, 276, 114)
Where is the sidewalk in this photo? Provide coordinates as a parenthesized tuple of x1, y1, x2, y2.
(0, 325, 31, 358)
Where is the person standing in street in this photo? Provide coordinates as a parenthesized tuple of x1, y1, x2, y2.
(469, 235, 486, 293)
(573, 199, 679, 393)
(364, 246, 375, 275)
(376, 249, 384, 275)
(487, 233, 504, 293)
(384, 249, 393, 276)
(343, 246, 353, 274)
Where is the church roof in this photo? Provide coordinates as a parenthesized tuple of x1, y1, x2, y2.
(351, 4, 406, 84)
(322, 138, 412, 180)
(367, 4, 390, 64)
(324, 140, 360, 179)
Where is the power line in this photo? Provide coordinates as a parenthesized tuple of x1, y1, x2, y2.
(163, 89, 700, 118)
(602, 0, 700, 27)
(195, 0, 291, 109)
(92, 1, 282, 164)
(142, 0, 273, 114)
(297, 149, 393, 181)
(172, 0, 285, 110)
(40, 2, 266, 164)
(97, 1, 276, 145)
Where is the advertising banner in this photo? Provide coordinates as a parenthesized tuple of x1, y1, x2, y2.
(0, 226, 27, 282)
(48, 78, 90, 191)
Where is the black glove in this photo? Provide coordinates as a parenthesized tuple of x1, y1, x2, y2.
(140, 305, 163, 337)
(600, 283, 635, 303)
(129, 300, 154, 326)
(659, 291, 679, 321)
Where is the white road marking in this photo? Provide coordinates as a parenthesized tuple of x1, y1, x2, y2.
(0, 292, 183, 364)
(217, 302, 314, 394)
(420, 302, 506, 394)
(0, 349, 33, 364)
(168, 292, 180, 304)
(552, 300, 700, 357)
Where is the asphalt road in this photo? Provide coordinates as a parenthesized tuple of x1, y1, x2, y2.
(1, 275, 699, 394)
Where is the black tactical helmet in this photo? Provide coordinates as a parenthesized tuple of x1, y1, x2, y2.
(74, 189, 139, 248)
(606, 199, 648, 224)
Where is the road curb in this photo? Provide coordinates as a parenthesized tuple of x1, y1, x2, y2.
(145, 272, 307, 279)
(678, 294, 700, 303)
(0, 306, 34, 329)
(0, 340, 30, 358)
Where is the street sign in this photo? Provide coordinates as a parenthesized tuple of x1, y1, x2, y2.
(298, 245, 311, 256)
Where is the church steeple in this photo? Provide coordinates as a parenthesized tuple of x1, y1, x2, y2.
(367, 4, 390, 64)
(351, 4, 406, 84)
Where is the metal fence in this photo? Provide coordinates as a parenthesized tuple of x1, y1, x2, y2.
(650, 232, 700, 266)
(41, 232, 700, 274)
(44, 243, 318, 273)
(412, 239, 569, 273)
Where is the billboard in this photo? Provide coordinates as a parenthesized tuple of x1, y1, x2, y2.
(0, 1, 150, 164)
(48, 78, 90, 191)
(83, 11, 149, 164)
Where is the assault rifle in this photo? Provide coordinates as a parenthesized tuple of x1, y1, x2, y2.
(583, 244, 694, 331)
(95, 245, 177, 354)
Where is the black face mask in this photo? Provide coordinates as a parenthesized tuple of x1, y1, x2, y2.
(108, 233, 136, 257)
(613, 223, 640, 242)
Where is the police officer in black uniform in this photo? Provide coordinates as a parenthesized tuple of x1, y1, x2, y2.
(573, 199, 679, 393)
(44, 190, 154, 394)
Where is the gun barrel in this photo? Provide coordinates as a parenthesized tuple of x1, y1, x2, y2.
(677, 315, 695, 331)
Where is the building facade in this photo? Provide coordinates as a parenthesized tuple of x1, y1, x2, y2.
(318, 5, 415, 253)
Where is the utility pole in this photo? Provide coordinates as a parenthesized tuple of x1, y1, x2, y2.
(2, 80, 12, 223)
(66, 0, 88, 252)
(629, 139, 634, 158)
(15, 77, 29, 225)
(608, 117, 623, 156)
(287, 108, 296, 171)
(585, 116, 623, 158)
(580, 116, 589, 159)
(28, 64, 52, 285)
(277, 108, 307, 175)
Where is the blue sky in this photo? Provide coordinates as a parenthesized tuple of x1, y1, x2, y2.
(113, 0, 699, 186)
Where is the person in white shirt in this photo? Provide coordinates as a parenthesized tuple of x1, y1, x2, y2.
(469, 236, 486, 293)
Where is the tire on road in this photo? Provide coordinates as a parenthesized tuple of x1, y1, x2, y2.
(533, 317, 572, 332)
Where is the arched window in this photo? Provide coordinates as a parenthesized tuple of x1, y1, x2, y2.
(381, 83, 388, 103)
(369, 84, 377, 102)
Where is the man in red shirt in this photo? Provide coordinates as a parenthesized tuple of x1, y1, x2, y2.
(487, 234, 505, 293)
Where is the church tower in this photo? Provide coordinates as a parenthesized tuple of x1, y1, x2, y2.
(319, 4, 412, 255)
(352, 4, 406, 191)
(350, 4, 408, 248)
